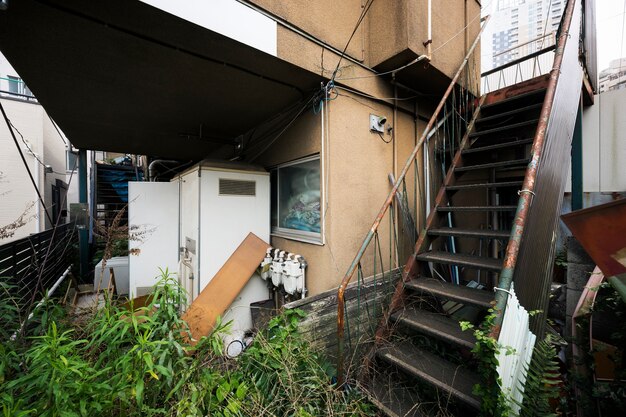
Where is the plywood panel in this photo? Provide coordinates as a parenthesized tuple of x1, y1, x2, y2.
(183, 233, 270, 342)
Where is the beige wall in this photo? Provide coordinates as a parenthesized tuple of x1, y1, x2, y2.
(255, 89, 426, 295)
(248, 0, 480, 295)
(251, 0, 482, 98)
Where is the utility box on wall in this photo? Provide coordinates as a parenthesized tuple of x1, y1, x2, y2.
(129, 160, 271, 335)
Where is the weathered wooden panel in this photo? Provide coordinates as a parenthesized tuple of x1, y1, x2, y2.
(183, 233, 270, 343)
(285, 269, 401, 360)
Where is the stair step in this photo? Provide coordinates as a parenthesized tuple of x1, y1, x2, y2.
(446, 181, 523, 191)
(469, 119, 538, 138)
(367, 372, 425, 417)
(476, 103, 543, 125)
(463, 138, 533, 154)
(405, 278, 494, 309)
(437, 205, 517, 212)
(455, 158, 530, 172)
(428, 228, 510, 239)
(391, 309, 476, 349)
(415, 251, 503, 272)
(377, 342, 481, 410)
(481, 88, 546, 111)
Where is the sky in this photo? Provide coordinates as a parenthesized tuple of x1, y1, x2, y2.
(596, 0, 626, 71)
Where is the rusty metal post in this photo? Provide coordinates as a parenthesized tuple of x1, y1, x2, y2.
(493, 0, 579, 332)
(336, 15, 491, 385)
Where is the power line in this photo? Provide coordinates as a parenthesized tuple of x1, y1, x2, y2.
(47, 114, 68, 146)
(330, 0, 376, 83)
(0, 100, 54, 224)
(7, 119, 66, 175)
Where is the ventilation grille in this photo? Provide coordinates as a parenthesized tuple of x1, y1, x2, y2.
(219, 178, 256, 196)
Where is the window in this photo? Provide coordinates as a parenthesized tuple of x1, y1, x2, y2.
(6, 75, 33, 98)
(7, 75, 19, 94)
(66, 149, 78, 171)
(270, 155, 321, 244)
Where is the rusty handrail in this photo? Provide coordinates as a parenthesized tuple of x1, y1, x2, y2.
(492, 0, 579, 334)
(336, 15, 491, 385)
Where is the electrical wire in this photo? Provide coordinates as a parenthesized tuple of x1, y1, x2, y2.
(335, 5, 488, 81)
(6, 119, 66, 175)
(330, 0, 376, 82)
(248, 92, 321, 161)
(47, 114, 68, 146)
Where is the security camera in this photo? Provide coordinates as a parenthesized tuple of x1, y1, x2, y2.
(370, 114, 387, 133)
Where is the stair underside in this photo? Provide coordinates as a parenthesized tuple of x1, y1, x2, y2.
(390, 309, 476, 349)
(405, 278, 494, 309)
(469, 119, 538, 138)
(446, 181, 523, 191)
(481, 87, 546, 111)
(366, 372, 426, 417)
(437, 205, 517, 212)
(416, 251, 502, 272)
(463, 138, 533, 154)
(377, 342, 481, 410)
(428, 227, 510, 239)
(475, 103, 543, 125)
(455, 158, 530, 172)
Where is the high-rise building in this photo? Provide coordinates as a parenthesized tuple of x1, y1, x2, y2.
(598, 57, 626, 93)
(483, 0, 565, 72)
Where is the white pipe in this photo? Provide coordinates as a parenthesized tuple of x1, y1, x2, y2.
(321, 96, 326, 245)
(32, 154, 41, 232)
(427, 0, 433, 58)
(12, 265, 72, 339)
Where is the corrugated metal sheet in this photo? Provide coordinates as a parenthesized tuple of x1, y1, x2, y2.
(582, 0, 597, 92)
(512, 0, 584, 334)
(497, 285, 537, 415)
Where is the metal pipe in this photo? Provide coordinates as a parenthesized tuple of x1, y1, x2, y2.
(148, 159, 180, 181)
(32, 156, 41, 232)
(336, 15, 490, 385)
(427, 0, 432, 57)
(493, 0, 578, 332)
(13, 265, 72, 339)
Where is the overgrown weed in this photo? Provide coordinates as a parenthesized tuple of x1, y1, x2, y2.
(0, 270, 375, 416)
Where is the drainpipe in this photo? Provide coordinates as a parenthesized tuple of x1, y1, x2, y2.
(425, 0, 433, 58)
(571, 99, 583, 211)
(78, 149, 89, 279)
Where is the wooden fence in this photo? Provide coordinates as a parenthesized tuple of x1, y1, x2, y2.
(0, 222, 77, 314)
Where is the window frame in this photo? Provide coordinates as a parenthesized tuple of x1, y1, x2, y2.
(270, 154, 323, 245)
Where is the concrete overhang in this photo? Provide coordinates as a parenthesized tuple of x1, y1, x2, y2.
(0, 0, 322, 160)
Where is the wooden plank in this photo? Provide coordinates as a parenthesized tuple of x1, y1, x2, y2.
(183, 233, 269, 343)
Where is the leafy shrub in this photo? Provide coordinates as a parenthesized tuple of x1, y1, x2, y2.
(0, 270, 374, 417)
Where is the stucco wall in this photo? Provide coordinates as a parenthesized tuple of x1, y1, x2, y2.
(255, 89, 425, 296)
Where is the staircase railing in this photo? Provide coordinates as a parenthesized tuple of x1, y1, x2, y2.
(493, 0, 584, 335)
(336, 16, 490, 384)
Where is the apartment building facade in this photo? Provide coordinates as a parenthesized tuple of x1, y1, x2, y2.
(0, 0, 482, 295)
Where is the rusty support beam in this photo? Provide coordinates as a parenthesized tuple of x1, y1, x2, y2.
(492, 0, 578, 334)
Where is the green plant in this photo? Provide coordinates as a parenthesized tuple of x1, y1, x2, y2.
(519, 333, 561, 417)
(0, 270, 376, 417)
(460, 311, 511, 417)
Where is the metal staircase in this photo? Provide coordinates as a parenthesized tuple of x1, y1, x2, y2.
(336, 0, 587, 414)
(366, 78, 548, 416)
